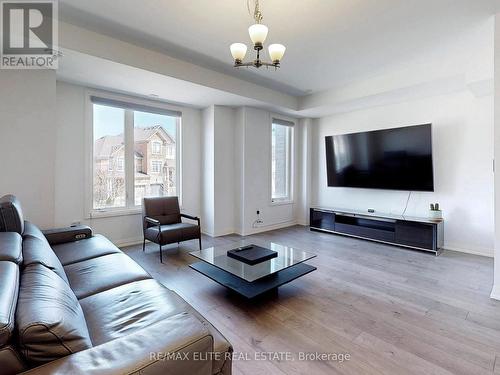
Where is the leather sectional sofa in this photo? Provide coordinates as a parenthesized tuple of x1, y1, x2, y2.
(0, 195, 232, 375)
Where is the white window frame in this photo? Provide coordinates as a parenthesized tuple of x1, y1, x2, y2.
(85, 90, 183, 218)
(152, 141, 162, 155)
(270, 117, 295, 205)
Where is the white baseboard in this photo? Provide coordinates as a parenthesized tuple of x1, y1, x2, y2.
(490, 284, 500, 300)
(443, 243, 493, 258)
(238, 220, 298, 236)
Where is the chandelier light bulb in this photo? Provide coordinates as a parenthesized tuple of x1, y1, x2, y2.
(268, 44, 286, 64)
(248, 24, 268, 47)
(230, 43, 248, 62)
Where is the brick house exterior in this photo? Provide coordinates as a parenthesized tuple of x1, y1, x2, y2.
(93, 125, 176, 207)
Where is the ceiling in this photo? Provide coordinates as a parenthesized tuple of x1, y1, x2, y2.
(59, 0, 499, 97)
(57, 49, 295, 113)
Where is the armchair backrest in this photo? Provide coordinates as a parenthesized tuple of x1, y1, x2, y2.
(142, 197, 181, 229)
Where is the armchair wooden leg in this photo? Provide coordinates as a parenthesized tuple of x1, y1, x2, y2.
(142, 238, 146, 252)
(159, 244, 163, 263)
(199, 237, 202, 250)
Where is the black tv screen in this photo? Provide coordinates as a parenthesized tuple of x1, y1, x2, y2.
(325, 124, 434, 191)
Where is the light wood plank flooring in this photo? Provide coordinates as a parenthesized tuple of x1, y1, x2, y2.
(123, 226, 500, 375)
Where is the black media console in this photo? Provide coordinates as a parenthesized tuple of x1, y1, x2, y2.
(310, 207, 444, 255)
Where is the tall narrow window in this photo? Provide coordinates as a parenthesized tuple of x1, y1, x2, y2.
(134, 110, 178, 205)
(271, 119, 293, 202)
(91, 96, 181, 212)
(93, 105, 126, 210)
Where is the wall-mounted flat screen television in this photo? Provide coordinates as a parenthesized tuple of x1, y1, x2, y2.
(325, 124, 434, 191)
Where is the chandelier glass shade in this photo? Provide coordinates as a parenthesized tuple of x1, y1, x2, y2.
(248, 24, 268, 46)
(230, 0, 285, 69)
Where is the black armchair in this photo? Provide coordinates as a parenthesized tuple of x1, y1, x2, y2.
(142, 196, 202, 263)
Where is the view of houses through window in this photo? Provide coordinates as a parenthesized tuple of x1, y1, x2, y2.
(93, 102, 179, 210)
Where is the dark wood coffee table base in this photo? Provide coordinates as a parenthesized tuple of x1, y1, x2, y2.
(189, 261, 317, 299)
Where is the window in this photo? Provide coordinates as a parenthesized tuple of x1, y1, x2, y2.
(116, 157, 124, 172)
(93, 105, 125, 210)
(91, 96, 181, 212)
(151, 160, 162, 173)
(152, 141, 162, 155)
(166, 146, 175, 159)
(271, 119, 293, 203)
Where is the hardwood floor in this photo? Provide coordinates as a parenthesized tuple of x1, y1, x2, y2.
(123, 226, 500, 375)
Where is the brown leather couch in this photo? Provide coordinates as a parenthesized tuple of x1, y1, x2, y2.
(0, 195, 232, 375)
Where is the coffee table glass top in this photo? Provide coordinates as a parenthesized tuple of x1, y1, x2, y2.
(190, 239, 316, 282)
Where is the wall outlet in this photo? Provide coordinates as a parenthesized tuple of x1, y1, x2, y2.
(367, 208, 375, 213)
(253, 210, 264, 227)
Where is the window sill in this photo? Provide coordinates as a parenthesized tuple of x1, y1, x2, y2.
(270, 200, 295, 206)
(89, 207, 142, 219)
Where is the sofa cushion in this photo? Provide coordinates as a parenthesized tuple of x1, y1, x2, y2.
(51, 234, 121, 266)
(22, 236, 70, 284)
(16, 264, 92, 365)
(0, 262, 19, 347)
(64, 253, 151, 299)
(145, 223, 200, 245)
(0, 345, 25, 375)
(79, 279, 188, 345)
(0, 195, 24, 235)
(0, 232, 22, 264)
(79, 279, 232, 374)
(170, 290, 233, 375)
(22, 221, 47, 242)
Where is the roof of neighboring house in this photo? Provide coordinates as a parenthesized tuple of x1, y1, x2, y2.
(94, 125, 174, 160)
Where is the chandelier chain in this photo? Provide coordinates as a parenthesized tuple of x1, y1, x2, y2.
(247, 0, 263, 23)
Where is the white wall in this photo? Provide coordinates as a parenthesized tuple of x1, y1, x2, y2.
(492, 13, 500, 299)
(201, 106, 215, 235)
(0, 70, 57, 229)
(213, 106, 235, 236)
(311, 90, 494, 256)
(55, 81, 202, 245)
(296, 118, 313, 225)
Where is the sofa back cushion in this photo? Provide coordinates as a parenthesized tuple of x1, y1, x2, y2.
(22, 237, 70, 285)
(0, 195, 24, 235)
(22, 222, 69, 284)
(16, 264, 92, 365)
(143, 196, 181, 228)
(0, 262, 19, 347)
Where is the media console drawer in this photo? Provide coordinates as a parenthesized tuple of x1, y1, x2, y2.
(395, 221, 435, 250)
(335, 223, 396, 242)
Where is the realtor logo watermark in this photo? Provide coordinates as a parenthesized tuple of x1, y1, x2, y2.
(1, 0, 58, 69)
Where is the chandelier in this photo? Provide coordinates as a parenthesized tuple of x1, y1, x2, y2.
(230, 0, 286, 69)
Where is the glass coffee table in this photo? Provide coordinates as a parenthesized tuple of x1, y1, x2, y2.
(189, 240, 317, 298)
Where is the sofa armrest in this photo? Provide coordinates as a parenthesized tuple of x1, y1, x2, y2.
(21, 313, 215, 375)
(181, 213, 200, 226)
(42, 226, 92, 246)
